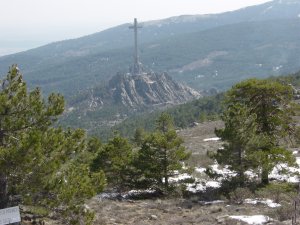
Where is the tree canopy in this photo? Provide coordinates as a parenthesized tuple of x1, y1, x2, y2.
(214, 78, 297, 185)
(0, 65, 106, 224)
(136, 113, 190, 190)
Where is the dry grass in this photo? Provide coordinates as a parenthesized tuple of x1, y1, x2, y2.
(87, 197, 288, 225)
(178, 121, 223, 167)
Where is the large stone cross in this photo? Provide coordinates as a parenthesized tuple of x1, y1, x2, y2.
(129, 18, 142, 75)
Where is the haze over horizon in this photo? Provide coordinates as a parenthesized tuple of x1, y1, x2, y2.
(0, 0, 271, 56)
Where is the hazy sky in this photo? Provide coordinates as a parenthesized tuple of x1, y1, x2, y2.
(0, 0, 271, 55)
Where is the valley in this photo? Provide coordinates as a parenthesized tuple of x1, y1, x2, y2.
(1, 0, 300, 98)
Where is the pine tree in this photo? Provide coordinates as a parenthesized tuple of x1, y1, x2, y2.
(214, 103, 257, 186)
(216, 78, 296, 185)
(132, 127, 145, 147)
(92, 133, 134, 190)
(0, 65, 106, 224)
(0, 65, 63, 208)
(137, 113, 190, 190)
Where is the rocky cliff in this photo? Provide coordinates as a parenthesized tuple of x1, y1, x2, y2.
(62, 72, 200, 133)
(107, 72, 200, 108)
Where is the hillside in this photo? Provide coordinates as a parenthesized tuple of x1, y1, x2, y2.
(1, 0, 300, 96)
(61, 91, 222, 140)
(60, 71, 200, 137)
(69, 120, 297, 225)
(90, 69, 300, 140)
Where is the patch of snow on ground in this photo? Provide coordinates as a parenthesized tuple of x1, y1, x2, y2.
(244, 170, 258, 179)
(173, 155, 300, 194)
(229, 215, 271, 225)
(186, 164, 235, 193)
(210, 164, 237, 178)
(244, 198, 281, 208)
(123, 189, 157, 198)
(186, 182, 206, 193)
(97, 189, 158, 200)
(199, 200, 225, 205)
(273, 65, 283, 71)
(169, 173, 192, 182)
(195, 167, 206, 173)
(206, 181, 221, 188)
(269, 157, 300, 183)
(203, 137, 221, 142)
(67, 107, 75, 112)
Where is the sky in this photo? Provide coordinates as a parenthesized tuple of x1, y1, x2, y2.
(0, 0, 271, 56)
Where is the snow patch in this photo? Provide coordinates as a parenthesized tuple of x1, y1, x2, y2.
(229, 215, 271, 225)
(195, 167, 206, 173)
(169, 173, 192, 182)
(186, 183, 206, 193)
(167, 154, 300, 194)
(97, 189, 158, 201)
(203, 137, 221, 142)
(269, 157, 300, 183)
(244, 170, 258, 179)
(195, 74, 205, 79)
(206, 180, 221, 188)
(272, 65, 282, 72)
(210, 164, 237, 178)
(67, 107, 75, 112)
(244, 198, 281, 208)
(199, 200, 225, 205)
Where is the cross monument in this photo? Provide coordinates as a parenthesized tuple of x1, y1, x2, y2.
(129, 18, 142, 75)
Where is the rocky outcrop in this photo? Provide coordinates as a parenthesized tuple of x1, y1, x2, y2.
(67, 71, 201, 120)
(107, 72, 200, 108)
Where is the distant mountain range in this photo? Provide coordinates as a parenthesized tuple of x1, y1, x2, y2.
(0, 0, 300, 97)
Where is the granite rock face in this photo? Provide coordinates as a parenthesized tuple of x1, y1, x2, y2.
(107, 72, 201, 108)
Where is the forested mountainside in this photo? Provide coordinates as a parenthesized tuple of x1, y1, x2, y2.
(1, 0, 300, 97)
(89, 69, 300, 140)
(60, 71, 200, 138)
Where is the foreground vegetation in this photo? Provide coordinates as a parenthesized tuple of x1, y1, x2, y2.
(1, 66, 300, 224)
(213, 78, 298, 186)
(0, 66, 191, 224)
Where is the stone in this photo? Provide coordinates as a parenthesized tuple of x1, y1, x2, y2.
(150, 214, 158, 220)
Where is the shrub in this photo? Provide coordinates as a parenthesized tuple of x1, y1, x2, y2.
(228, 187, 254, 204)
(256, 183, 297, 203)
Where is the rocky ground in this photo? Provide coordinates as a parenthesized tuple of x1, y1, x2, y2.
(88, 197, 291, 225)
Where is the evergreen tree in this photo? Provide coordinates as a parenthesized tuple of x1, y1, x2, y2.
(137, 113, 190, 190)
(0, 65, 63, 208)
(132, 127, 145, 147)
(0, 65, 106, 224)
(92, 133, 134, 190)
(214, 103, 257, 186)
(216, 78, 296, 185)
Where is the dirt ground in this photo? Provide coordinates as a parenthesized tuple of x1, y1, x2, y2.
(177, 121, 223, 168)
(178, 121, 224, 154)
(89, 197, 290, 225)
